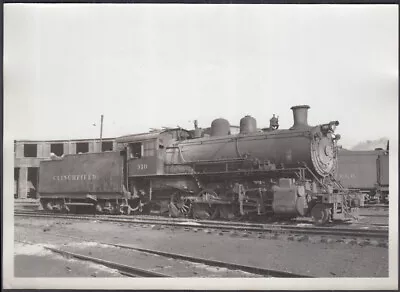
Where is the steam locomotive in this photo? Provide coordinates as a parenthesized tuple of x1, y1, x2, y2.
(38, 105, 362, 225)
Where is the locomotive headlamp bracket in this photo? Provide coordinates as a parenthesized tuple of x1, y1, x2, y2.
(320, 121, 339, 134)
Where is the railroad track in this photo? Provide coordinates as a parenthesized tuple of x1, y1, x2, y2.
(131, 214, 388, 228)
(359, 214, 389, 218)
(15, 210, 388, 239)
(15, 240, 170, 277)
(363, 204, 389, 208)
(16, 234, 311, 278)
(15, 209, 389, 227)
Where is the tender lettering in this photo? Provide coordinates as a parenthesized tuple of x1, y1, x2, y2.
(338, 173, 356, 179)
(52, 174, 99, 181)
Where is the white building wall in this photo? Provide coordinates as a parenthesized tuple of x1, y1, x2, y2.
(18, 167, 28, 199)
(63, 142, 70, 155)
(69, 142, 76, 154)
(15, 144, 24, 158)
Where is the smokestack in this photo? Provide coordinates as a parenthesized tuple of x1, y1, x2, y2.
(290, 105, 310, 130)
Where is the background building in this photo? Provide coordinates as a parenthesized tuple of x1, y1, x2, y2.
(14, 138, 116, 199)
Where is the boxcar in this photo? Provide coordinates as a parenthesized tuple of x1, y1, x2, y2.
(376, 151, 389, 202)
(337, 149, 389, 203)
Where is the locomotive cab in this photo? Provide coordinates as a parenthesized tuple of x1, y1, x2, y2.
(116, 128, 194, 208)
(117, 128, 194, 176)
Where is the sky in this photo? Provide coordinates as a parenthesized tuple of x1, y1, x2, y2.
(4, 4, 398, 149)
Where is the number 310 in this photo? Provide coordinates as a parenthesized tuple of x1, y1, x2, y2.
(137, 164, 148, 170)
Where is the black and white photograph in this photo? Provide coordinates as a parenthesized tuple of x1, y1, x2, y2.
(3, 3, 398, 290)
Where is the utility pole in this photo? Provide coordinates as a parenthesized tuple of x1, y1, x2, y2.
(100, 114, 104, 146)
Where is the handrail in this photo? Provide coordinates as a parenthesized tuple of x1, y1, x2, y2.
(301, 162, 328, 192)
(166, 157, 251, 166)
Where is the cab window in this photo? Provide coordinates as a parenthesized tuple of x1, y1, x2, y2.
(129, 143, 142, 159)
(143, 140, 156, 157)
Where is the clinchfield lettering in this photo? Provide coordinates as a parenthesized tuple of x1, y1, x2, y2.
(52, 174, 97, 181)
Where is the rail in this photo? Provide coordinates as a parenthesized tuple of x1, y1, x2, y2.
(15, 240, 170, 277)
(14, 211, 388, 239)
(18, 234, 312, 278)
(103, 243, 311, 278)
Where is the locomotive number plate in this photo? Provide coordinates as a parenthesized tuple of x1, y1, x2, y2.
(137, 164, 148, 170)
(128, 157, 161, 176)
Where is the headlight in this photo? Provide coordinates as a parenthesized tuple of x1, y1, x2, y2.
(329, 121, 339, 132)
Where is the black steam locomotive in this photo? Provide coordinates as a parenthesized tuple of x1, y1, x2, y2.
(38, 105, 362, 225)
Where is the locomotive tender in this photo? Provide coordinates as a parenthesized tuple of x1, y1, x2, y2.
(38, 105, 362, 225)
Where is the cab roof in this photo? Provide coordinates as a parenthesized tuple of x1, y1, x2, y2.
(116, 128, 191, 144)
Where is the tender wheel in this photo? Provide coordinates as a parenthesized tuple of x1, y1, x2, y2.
(108, 204, 116, 214)
(95, 203, 104, 214)
(43, 201, 53, 211)
(311, 203, 330, 225)
(113, 203, 123, 215)
(104, 202, 118, 214)
(124, 206, 132, 215)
